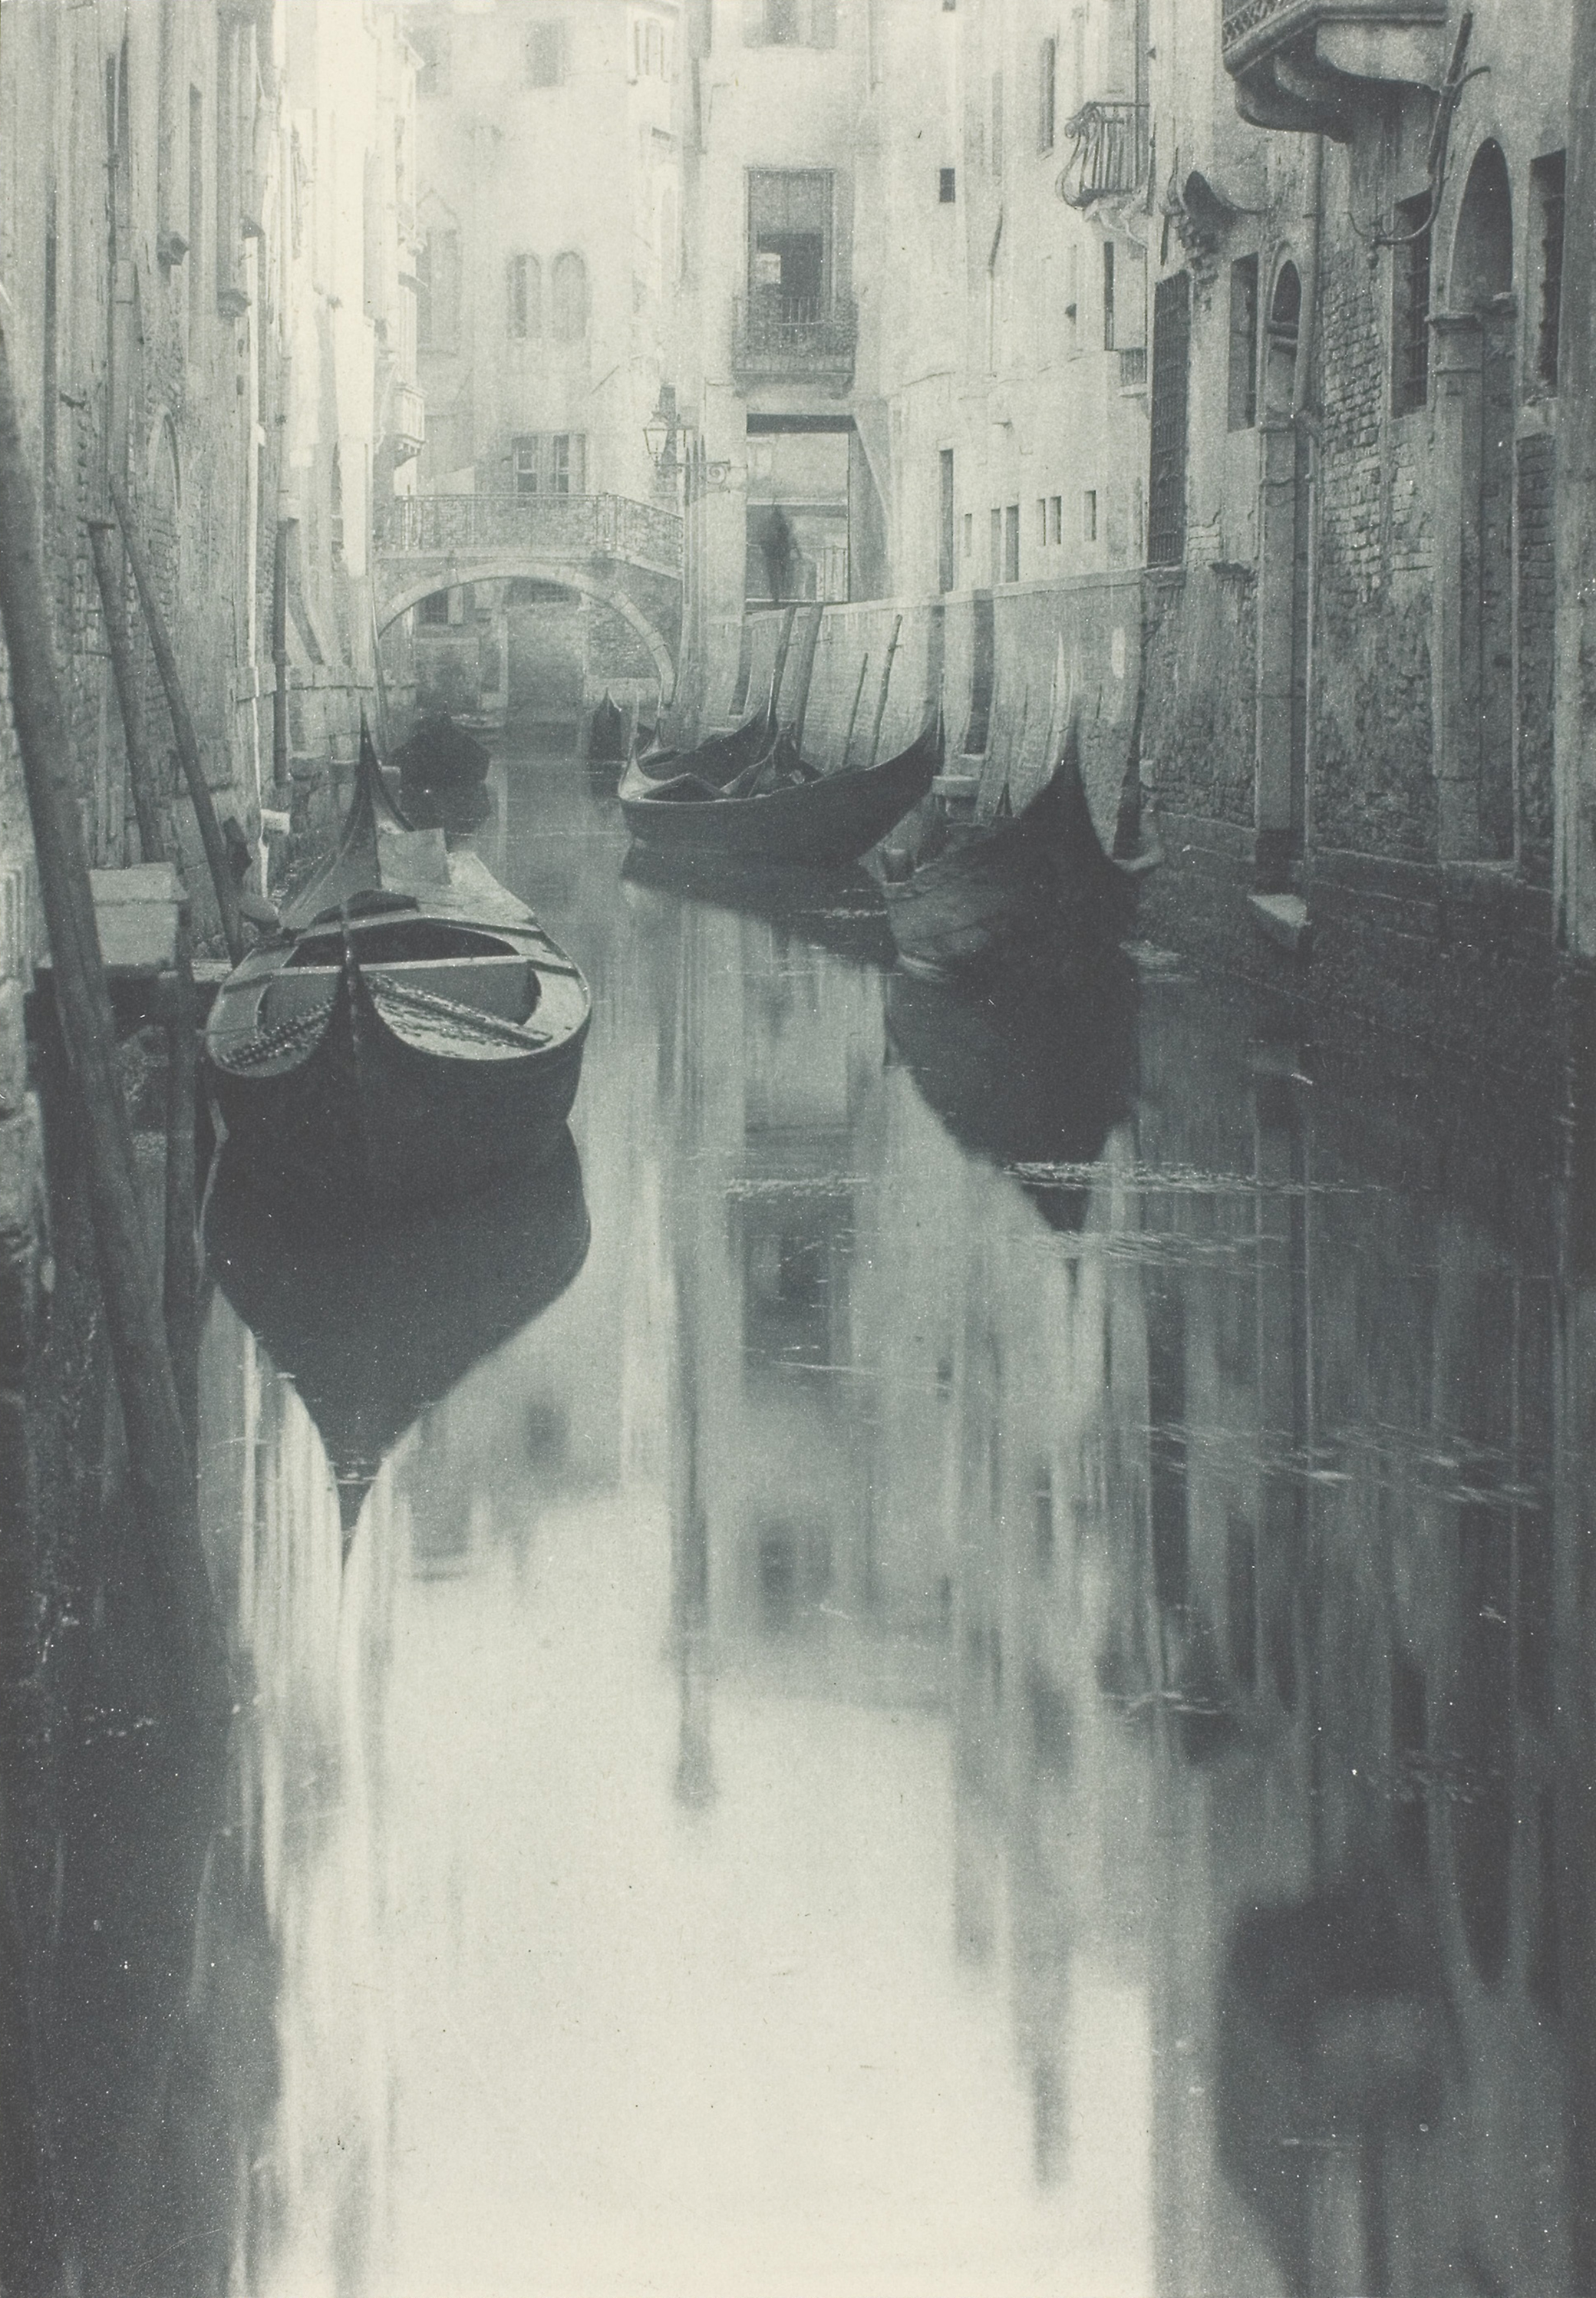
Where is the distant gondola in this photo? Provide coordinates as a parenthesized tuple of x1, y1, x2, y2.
(391, 710, 491, 787)
(206, 1126, 590, 1539)
(205, 720, 589, 1210)
(618, 713, 941, 869)
(584, 691, 629, 765)
(876, 707, 1160, 982)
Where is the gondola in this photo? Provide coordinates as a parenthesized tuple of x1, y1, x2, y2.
(875, 708, 1161, 982)
(204, 720, 589, 1210)
(391, 709, 490, 786)
(584, 691, 629, 765)
(206, 1126, 590, 1539)
(628, 704, 774, 786)
(618, 713, 941, 869)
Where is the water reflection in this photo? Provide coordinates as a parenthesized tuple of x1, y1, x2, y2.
(11, 745, 1593, 2295)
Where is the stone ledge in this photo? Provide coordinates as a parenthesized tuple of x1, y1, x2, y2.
(1248, 892, 1311, 955)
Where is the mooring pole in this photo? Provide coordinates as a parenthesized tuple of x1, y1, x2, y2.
(865, 613, 903, 769)
(107, 473, 244, 962)
(0, 319, 225, 1717)
(272, 517, 292, 798)
(767, 601, 799, 732)
(839, 651, 869, 770)
(87, 519, 167, 865)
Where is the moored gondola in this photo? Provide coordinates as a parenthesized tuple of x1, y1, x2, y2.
(392, 709, 491, 786)
(205, 721, 589, 1210)
(875, 706, 1160, 981)
(584, 691, 629, 765)
(618, 713, 941, 868)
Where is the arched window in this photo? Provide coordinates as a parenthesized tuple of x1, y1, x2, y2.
(507, 252, 541, 338)
(551, 250, 588, 341)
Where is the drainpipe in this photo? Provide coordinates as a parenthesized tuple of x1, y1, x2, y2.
(1292, 133, 1324, 870)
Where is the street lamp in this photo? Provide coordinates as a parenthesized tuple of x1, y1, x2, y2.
(644, 384, 681, 492)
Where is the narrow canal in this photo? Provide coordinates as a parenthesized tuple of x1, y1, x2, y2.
(21, 732, 1591, 2296)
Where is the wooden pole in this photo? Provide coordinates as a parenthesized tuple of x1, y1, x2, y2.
(107, 472, 244, 962)
(767, 601, 799, 731)
(839, 651, 869, 770)
(790, 603, 825, 759)
(272, 517, 292, 799)
(0, 318, 225, 1719)
(87, 519, 167, 865)
(865, 612, 903, 769)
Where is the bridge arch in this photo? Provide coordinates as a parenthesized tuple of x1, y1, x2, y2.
(377, 556, 677, 701)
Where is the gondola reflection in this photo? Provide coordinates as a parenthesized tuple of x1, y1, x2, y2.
(204, 1126, 590, 1539)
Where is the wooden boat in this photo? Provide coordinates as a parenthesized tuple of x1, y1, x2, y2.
(618, 714, 941, 868)
(584, 691, 628, 764)
(205, 722, 589, 1209)
(629, 704, 774, 786)
(392, 710, 490, 786)
(206, 1125, 590, 1539)
(877, 710, 1160, 982)
(885, 953, 1136, 1229)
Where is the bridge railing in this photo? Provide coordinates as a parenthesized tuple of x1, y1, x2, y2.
(374, 491, 682, 572)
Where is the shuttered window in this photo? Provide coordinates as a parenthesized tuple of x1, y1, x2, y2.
(1148, 270, 1189, 566)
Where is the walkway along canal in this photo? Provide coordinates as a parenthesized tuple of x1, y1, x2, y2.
(3, 730, 1595, 2296)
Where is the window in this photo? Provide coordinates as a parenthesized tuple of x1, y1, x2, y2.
(550, 249, 589, 339)
(526, 21, 568, 85)
(939, 166, 957, 203)
(1391, 192, 1432, 415)
(507, 252, 541, 338)
(1082, 489, 1097, 542)
(1102, 240, 1116, 351)
(1533, 152, 1565, 389)
(990, 506, 1002, 585)
(1049, 494, 1062, 546)
(990, 71, 1004, 176)
(419, 590, 450, 625)
(1036, 497, 1048, 548)
(416, 225, 461, 350)
(1038, 37, 1056, 153)
(1004, 503, 1020, 583)
(939, 449, 956, 592)
(1228, 254, 1258, 430)
(513, 433, 587, 494)
(963, 510, 973, 559)
(411, 18, 450, 97)
(747, 170, 833, 317)
(635, 18, 668, 75)
(1148, 269, 1190, 565)
(742, 0, 837, 47)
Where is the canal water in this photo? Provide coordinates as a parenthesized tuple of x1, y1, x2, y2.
(21, 734, 1593, 2296)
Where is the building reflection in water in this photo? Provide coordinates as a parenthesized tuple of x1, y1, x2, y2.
(25, 755, 1591, 2295)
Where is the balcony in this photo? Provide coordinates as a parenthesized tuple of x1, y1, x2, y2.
(391, 382, 426, 459)
(731, 294, 857, 394)
(1222, 0, 1451, 137)
(1057, 101, 1150, 210)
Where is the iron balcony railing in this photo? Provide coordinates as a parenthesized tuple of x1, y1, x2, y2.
(1057, 101, 1150, 209)
(731, 292, 858, 389)
(374, 491, 683, 572)
(1221, 0, 1447, 68)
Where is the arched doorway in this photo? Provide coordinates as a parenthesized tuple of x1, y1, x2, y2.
(1255, 261, 1309, 889)
(1435, 143, 1515, 859)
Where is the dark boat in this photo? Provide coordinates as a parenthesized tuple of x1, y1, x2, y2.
(396, 770, 494, 839)
(885, 953, 1137, 1229)
(618, 714, 940, 868)
(205, 722, 589, 1209)
(206, 1126, 590, 1538)
(392, 710, 491, 786)
(620, 847, 896, 969)
(877, 709, 1160, 982)
(584, 691, 628, 764)
(629, 704, 774, 786)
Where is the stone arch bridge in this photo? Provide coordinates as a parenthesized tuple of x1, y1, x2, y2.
(374, 493, 683, 698)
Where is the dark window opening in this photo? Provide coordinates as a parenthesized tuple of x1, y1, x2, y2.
(938, 165, 957, 203)
(1392, 193, 1432, 415)
(507, 252, 541, 338)
(513, 433, 585, 494)
(747, 169, 833, 318)
(1533, 151, 1565, 390)
(525, 21, 568, 86)
(1102, 239, 1116, 351)
(1038, 36, 1056, 153)
(1228, 254, 1258, 430)
(1082, 489, 1096, 543)
(1148, 269, 1190, 565)
(938, 448, 956, 592)
(1003, 502, 1020, 583)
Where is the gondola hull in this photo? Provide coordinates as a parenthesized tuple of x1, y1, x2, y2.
(205, 724, 589, 1212)
(618, 722, 939, 867)
(879, 727, 1153, 981)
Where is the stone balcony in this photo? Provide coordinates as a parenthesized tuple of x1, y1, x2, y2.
(1222, 0, 1451, 137)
